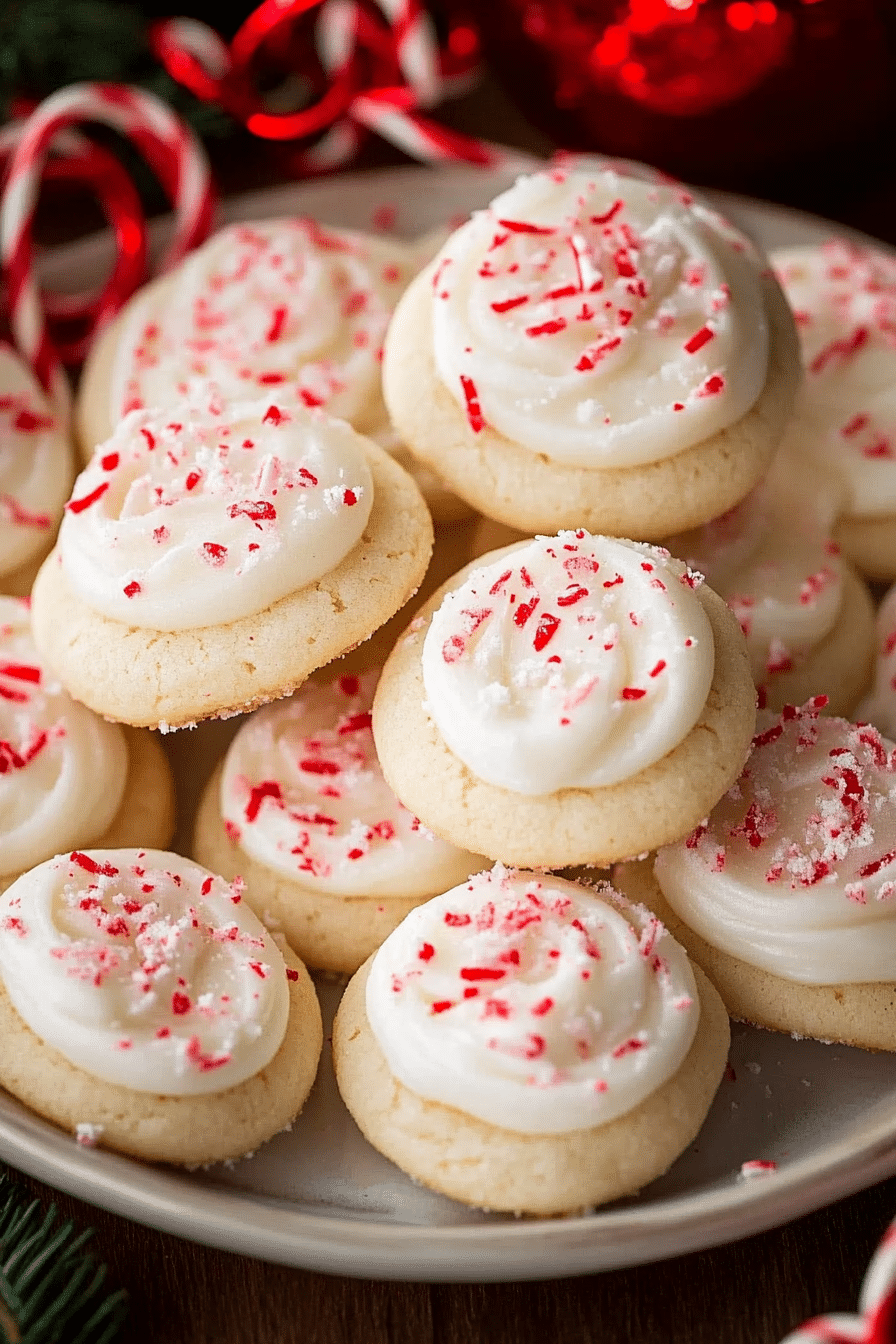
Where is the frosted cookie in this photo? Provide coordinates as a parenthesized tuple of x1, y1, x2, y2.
(372, 531, 757, 867)
(30, 392, 433, 728)
(76, 218, 466, 522)
(617, 699, 896, 1051)
(333, 866, 729, 1215)
(773, 241, 896, 580)
(0, 346, 75, 596)
(0, 850, 322, 1164)
(383, 167, 800, 539)
(666, 462, 875, 715)
(857, 582, 896, 740)
(193, 669, 484, 973)
(0, 597, 174, 894)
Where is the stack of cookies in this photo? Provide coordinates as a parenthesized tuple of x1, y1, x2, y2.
(1, 162, 895, 1217)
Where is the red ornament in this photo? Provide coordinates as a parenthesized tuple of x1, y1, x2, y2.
(478, 0, 892, 185)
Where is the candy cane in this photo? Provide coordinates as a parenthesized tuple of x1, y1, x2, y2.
(0, 82, 214, 418)
(0, 121, 147, 363)
(778, 1217, 896, 1343)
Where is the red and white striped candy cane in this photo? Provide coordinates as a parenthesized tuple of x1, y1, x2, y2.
(778, 1217, 896, 1343)
(0, 82, 214, 419)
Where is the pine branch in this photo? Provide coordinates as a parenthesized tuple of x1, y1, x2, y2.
(0, 1173, 127, 1344)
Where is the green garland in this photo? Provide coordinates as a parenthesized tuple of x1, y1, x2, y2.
(0, 1172, 126, 1344)
(0, 0, 231, 136)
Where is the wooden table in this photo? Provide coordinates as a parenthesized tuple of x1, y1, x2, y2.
(9, 71, 896, 1344)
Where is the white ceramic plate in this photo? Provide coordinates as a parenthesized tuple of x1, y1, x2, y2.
(9, 161, 896, 1283)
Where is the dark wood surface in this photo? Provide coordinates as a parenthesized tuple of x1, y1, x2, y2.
(10, 65, 896, 1344)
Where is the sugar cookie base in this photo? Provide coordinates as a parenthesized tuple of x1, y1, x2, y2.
(615, 860, 896, 1053)
(193, 764, 434, 974)
(29, 442, 434, 729)
(382, 268, 800, 540)
(372, 552, 757, 867)
(332, 957, 729, 1215)
(0, 726, 175, 895)
(759, 565, 875, 716)
(834, 514, 896, 584)
(0, 942, 323, 1164)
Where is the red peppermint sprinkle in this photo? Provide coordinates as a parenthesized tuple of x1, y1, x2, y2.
(649, 660, 667, 678)
(459, 375, 485, 433)
(809, 326, 869, 374)
(245, 779, 283, 823)
(339, 675, 360, 696)
(460, 966, 506, 981)
(66, 481, 109, 514)
(614, 248, 636, 278)
(490, 295, 529, 313)
(343, 488, 358, 506)
(842, 413, 870, 437)
(590, 200, 623, 225)
(172, 991, 191, 1015)
(431, 1001, 453, 1014)
(621, 687, 646, 700)
(339, 712, 372, 735)
(100, 452, 119, 471)
(201, 542, 227, 566)
(444, 912, 471, 927)
(123, 581, 141, 599)
(263, 405, 286, 425)
(418, 943, 435, 962)
(13, 409, 53, 433)
(612, 1037, 645, 1058)
(228, 500, 276, 523)
(557, 586, 588, 606)
(514, 596, 539, 628)
(683, 326, 715, 354)
(531, 996, 554, 1017)
(185, 470, 201, 491)
(69, 852, 119, 877)
(140, 428, 156, 450)
(697, 374, 725, 398)
(286, 967, 299, 981)
(576, 336, 621, 372)
(859, 850, 896, 879)
(533, 612, 560, 652)
(300, 758, 341, 775)
(185, 1036, 231, 1072)
(0, 663, 40, 684)
(496, 218, 555, 235)
(526, 317, 567, 338)
(299, 388, 323, 408)
(266, 306, 288, 343)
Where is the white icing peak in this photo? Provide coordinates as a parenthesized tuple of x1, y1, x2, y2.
(0, 596, 128, 876)
(0, 850, 291, 1094)
(431, 168, 769, 467)
(111, 219, 423, 442)
(0, 346, 73, 576)
(655, 700, 896, 984)
(365, 867, 699, 1134)
(773, 241, 896, 518)
(220, 670, 482, 899)
(421, 532, 715, 795)
(58, 393, 373, 631)
(668, 467, 845, 690)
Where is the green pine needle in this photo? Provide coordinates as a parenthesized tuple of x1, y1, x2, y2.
(0, 1173, 127, 1344)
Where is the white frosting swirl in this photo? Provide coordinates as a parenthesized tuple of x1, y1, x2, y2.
(857, 581, 896, 740)
(654, 702, 896, 983)
(421, 533, 714, 795)
(111, 219, 423, 443)
(431, 169, 769, 467)
(0, 849, 291, 1094)
(0, 346, 73, 576)
(366, 867, 699, 1134)
(668, 466, 845, 688)
(220, 670, 482, 898)
(58, 393, 373, 631)
(0, 597, 128, 876)
(773, 241, 896, 518)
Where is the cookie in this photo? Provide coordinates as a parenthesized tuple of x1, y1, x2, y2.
(333, 866, 729, 1215)
(0, 346, 75, 596)
(666, 459, 875, 715)
(76, 218, 467, 522)
(383, 167, 800, 539)
(193, 669, 484, 973)
(30, 393, 434, 728)
(0, 850, 323, 1165)
(773, 241, 896, 581)
(372, 532, 757, 867)
(616, 700, 896, 1051)
(0, 596, 174, 893)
